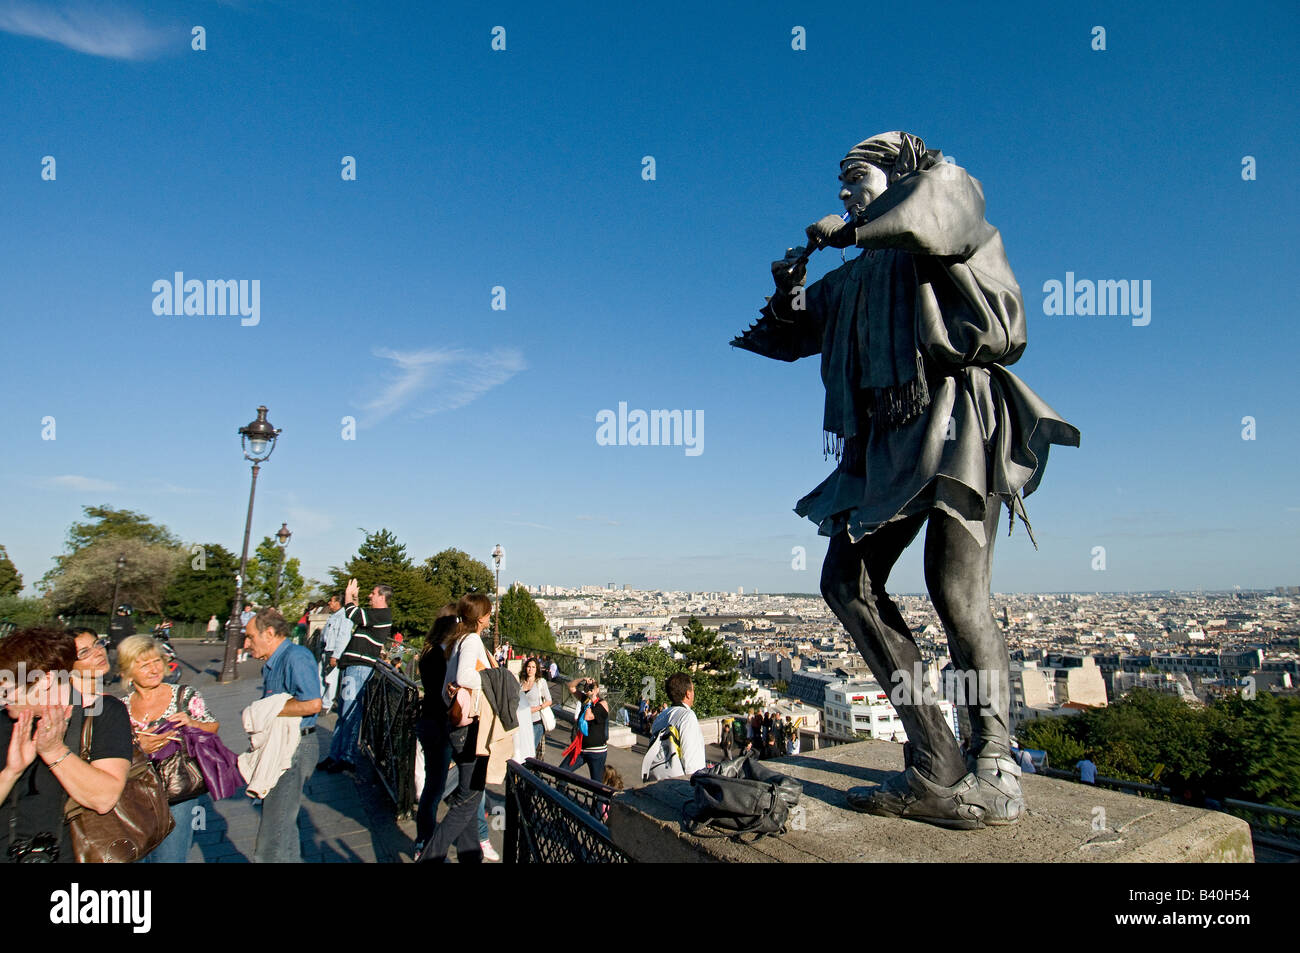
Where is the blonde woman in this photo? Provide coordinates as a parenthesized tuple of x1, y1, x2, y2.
(118, 635, 219, 863)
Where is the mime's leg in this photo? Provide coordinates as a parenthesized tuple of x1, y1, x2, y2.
(924, 500, 1009, 762)
(819, 514, 968, 788)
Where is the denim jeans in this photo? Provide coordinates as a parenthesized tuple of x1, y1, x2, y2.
(564, 747, 607, 783)
(532, 721, 544, 757)
(255, 731, 315, 863)
(418, 724, 488, 844)
(144, 796, 204, 863)
(421, 721, 486, 862)
(327, 665, 373, 764)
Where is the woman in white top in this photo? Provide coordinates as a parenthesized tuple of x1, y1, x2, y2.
(421, 593, 494, 863)
(514, 658, 553, 762)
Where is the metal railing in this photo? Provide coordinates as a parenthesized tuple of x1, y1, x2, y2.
(358, 662, 421, 818)
(504, 758, 630, 863)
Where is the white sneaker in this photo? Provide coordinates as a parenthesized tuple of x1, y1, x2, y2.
(479, 839, 500, 862)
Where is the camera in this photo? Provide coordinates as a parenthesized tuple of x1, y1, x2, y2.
(8, 832, 59, 863)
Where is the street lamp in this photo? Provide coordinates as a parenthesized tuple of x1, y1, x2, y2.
(491, 543, 504, 650)
(272, 522, 292, 608)
(108, 554, 126, 638)
(220, 406, 282, 683)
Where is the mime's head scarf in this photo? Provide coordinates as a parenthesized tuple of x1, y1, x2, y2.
(841, 131, 942, 184)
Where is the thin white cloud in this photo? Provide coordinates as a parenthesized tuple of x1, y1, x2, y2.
(362, 347, 525, 424)
(0, 2, 174, 60)
(503, 520, 554, 531)
(45, 474, 118, 492)
(576, 515, 620, 526)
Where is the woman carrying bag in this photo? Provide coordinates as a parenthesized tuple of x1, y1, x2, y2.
(418, 593, 493, 863)
(0, 628, 136, 864)
(119, 635, 221, 863)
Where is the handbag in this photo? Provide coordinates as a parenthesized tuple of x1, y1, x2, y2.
(540, 704, 556, 733)
(153, 720, 242, 801)
(64, 711, 175, 863)
(153, 727, 207, 805)
(682, 752, 803, 840)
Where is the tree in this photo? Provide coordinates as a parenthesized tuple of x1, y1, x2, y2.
(601, 631, 752, 719)
(0, 545, 21, 596)
(45, 537, 186, 616)
(603, 645, 677, 709)
(330, 529, 445, 636)
(422, 548, 494, 602)
(244, 535, 310, 613)
(497, 583, 556, 653)
(65, 505, 180, 552)
(678, 616, 752, 715)
(40, 505, 180, 593)
(161, 543, 241, 622)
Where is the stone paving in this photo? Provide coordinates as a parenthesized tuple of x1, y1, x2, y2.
(165, 641, 501, 863)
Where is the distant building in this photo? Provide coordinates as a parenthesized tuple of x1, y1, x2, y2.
(1010, 656, 1107, 729)
(788, 670, 840, 709)
(824, 679, 957, 744)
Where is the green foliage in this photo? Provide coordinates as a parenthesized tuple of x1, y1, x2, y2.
(422, 549, 495, 602)
(1018, 717, 1086, 767)
(601, 625, 751, 719)
(771, 679, 789, 694)
(0, 595, 53, 626)
(0, 545, 22, 596)
(497, 583, 556, 653)
(65, 505, 180, 552)
(603, 645, 676, 709)
(1018, 688, 1300, 809)
(161, 543, 241, 622)
(1208, 692, 1300, 808)
(330, 529, 445, 637)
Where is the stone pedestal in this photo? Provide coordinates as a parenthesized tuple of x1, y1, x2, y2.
(607, 740, 1253, 863)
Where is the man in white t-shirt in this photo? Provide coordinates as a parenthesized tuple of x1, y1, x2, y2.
(643, 673, 706, 781)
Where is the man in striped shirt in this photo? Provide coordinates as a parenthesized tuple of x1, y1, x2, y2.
(318, 578, 392, 774)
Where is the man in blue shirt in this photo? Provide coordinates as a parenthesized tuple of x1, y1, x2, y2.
(244, 608, 322, 863)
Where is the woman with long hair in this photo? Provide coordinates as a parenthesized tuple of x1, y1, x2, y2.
(415, 604, 458, 852)
(418, 593, 494, 863)
(514, 657, 553, 762)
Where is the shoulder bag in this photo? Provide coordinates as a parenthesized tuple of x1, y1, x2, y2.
(682, 752, 803, 840)
(64, 711, 175, 863)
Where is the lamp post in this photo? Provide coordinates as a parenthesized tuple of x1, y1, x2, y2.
(219, 406, 282, 683)
(108, 554, 126, 637)
(491, 543, 504, 651)
(272, 522, 292, 608)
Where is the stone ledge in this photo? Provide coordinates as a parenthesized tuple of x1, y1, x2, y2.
(607, 740, 1253, 863)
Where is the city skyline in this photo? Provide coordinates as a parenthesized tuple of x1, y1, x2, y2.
(3, 2, 1297, 598)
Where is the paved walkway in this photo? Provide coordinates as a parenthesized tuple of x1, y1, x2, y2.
(167, 641, 502, 863)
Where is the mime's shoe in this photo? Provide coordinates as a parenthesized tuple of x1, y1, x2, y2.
(846, 766, 986, 830)
(969, 750, 1025, 826)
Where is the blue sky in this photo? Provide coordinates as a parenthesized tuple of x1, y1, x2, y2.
(2, 0, 1297, 596)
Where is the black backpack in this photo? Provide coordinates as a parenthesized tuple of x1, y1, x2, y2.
(682, 752, 803, 840)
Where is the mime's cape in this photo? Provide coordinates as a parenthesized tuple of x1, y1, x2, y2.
(733, 162, 1080, 547)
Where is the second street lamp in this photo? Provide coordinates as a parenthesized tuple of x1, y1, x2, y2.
(273, 522, 292, 608)
(491, 543, 504, 651)
(220, 406, 282, 683)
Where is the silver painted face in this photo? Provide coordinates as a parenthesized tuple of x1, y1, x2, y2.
(839, 162, 889, 219)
